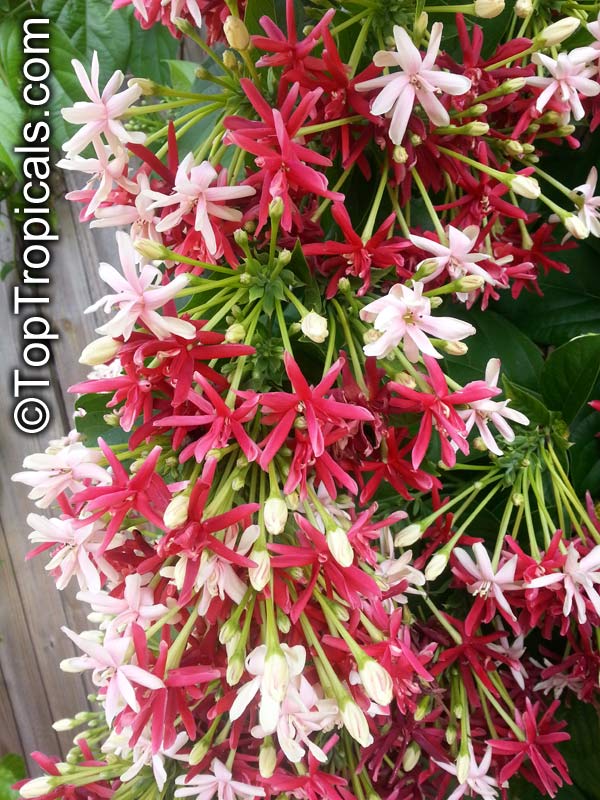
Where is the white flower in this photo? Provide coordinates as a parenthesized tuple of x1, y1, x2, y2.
(359, 281, 476, 361)
(458, 358, 529, 455)
(527, 50, 600, 121)
(453, 542, 519, 621)
(355, 22, 471, 145)
(175, 758, 265, 800)
(570, 166, 600, 237)
(434, 746, 499, 800)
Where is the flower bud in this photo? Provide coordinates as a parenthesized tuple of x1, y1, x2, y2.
(500, 77, 526, 94)
(223, 50, 238, 70)
(189, 736, 210, 766)
(225, 323, 246, 343)
(414, 694, 432, 721)
(394, 523, 423, 547)
(224, 15, 251, 50)
(263, 649, 289, 702)
(429, 296, 443, 308)
(424, 551, 448, 581)
(52, 718, 77, 731)
(219, 616, 239, 644)
(234, 228, 248, 247)
(164, 494, 190, 528)
(402, 741, 421, 772)
(134, 238, 168, 260)
(20, 777, 55, 798)
(259, 740, 277, 778)
(393, 371, 417, 389)
(473, 436, 488, 451)
(340, 698, 374, 747)
(359, 659, 394, 705)
(393, 145, 409, 163)
(510, 174, 541, 199)
(301, 310, 329, 343)
(276, 606, 291, 634)
(443, 341, 469, 356)
(564, 214, 589, 240)
(278, 249, 292, 266)
(327, 527, 354, 568)
(463, 121, 490, 135)
(249, 547, 271, 591)
(504, 139, 524, 157)
(79, 337, 120, 366)
(474, 0, 505, 18)
(445, 722, 457, 744)
(226, 653, 245, 686)
(269, 196, 285, 220)
(536, 17, 580, 47)
(128, 77, 156, 95)
(456, 752, 471, 784)
(514, 0, 532, 16)
(264, 496, 288, 535)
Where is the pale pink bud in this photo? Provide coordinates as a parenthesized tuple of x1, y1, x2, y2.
(225, 323, 246, 343)
(79, 336, 120, 366)
(515, 0, 532, 16)
(425, 552, 448, 581)
(301, 311, 329, 343)
(536, 16, 580, 46)
(402, 741, 421, 772)
(564, 215, 589, 240)
(264, 496, 288, 535)
(226, 653, 244, 686)
(259, 741, 277, 778)
(456, 752, 471, 784)
(359, 659, 394, 705)
(326, 527, 354, 568)
(224, 15, 251, 50)
(249, 547, 271, 591)
(474, 0, 504, 17)
(511, 175, 541, 199)
(20, 777, 55, 798)
(164, 494, 189, 528)
(340, 698, 374, 747)
(394, 524, 423, 547)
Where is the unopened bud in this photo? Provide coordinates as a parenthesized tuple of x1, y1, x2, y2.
(474, 0, 505, 17)
(466, 103, 488, 116)
(473, 436, 488, 451)
(338, 277, 351, 293)
(414, 11, 429, 40)
(164, 494, 189, 528)
(414, 694, 432, 721)
(134, 238, 168, 260)
(536, 17, 580, 47)
(52, 718, 76, 731)
(564, 214, 589, 239)
(225, 323, 246, 343)
(393, 145, 409, 163)
(259, 740, 277, 778)
(264, 496, 288, 535)
(456, 752, 471, 784)
(464, 121, 490, 135)
(223, 50, 238, 70)
(301, 310, 329, 343)
(340, 698, 374, 747)
(413, 259, 439, 280)
(359, 659, 394, 705)
(394, 523, 423, 547)
(458, 274, 485, 292)
(445, 722, 457, 744)
(79, 336, 120, 366)
(276, 606, 291, 633)
(20, 778, 55, 798)
(327, 527, 354, 567)
(444, 341, 469, 356)
(249, 547, 271, 591)
(226, 653, 245, 686)
(504, 139, 524, 157)
(189, 737, 210, 766)
(514, 0, 532, 16)
(269, 196, 285, 220)
(402, 741, 421, 772)
(234, 228, 248, 247)
(425, 551, 448, 581)
(429, 296, 443, 308)
(500, 77, 526, 93)
(393, 371, 417, 389)
(224, 16, 250, 50)
(511, 174, 541, 199)
(363, 329, 381, 345)
(278, 249, 292, 266)
(128, 77, 155, 95)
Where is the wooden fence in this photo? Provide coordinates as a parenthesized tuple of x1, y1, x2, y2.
(0, 171, 119, 769)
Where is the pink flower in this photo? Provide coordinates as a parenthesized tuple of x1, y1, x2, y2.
(12, 442, 109, 508)
(527, 542, 600, 624)
(27, 514, 119, 592)
(527, 49, 599, 120)
(435, 746, 499, 800)
(355, 22, 471, 144)
(359, 281, 476, 361)
(453, 542, 520, 633)
(61, 51, 145, 155)
(145, 155, 256, 255)
(458, 358, 529, 455)
(90, 172, 162, 243)
(570, 166, 600, 236)
(77, 573, 168, 635)
(174, 758, 265, 800)
(409, 224, 493, 298)
(60, 627, 164, 724)
(87, 231, 195, 340)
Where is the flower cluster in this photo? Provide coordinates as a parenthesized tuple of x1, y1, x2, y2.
(12, 3, 600, 800)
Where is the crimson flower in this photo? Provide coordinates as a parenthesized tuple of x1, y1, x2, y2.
(303, 203, 410, 297)
(224, 81, 343, 232)
(488, 699, 571, 797)
(389, 356, 497, 468)
(156, 372, 260, 463)
(72, 439, 170, 551)
(256, 352, 373, 469)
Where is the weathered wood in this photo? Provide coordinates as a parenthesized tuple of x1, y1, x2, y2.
(0, 171, 119, 770)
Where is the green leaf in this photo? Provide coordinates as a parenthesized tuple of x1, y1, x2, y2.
(166, 59, 200, 91)
(244, 0, 303, 36)
(540, 334, 600, 424)
(569, 394, 600, 496)
(0, 754, 25, 800)
(127, 19, 178, 85)
(74, 393, 130, 446)
(0, 80, 23, 177)
(443, 307, 544, 390)
(502, 377, 551, 427)
(0, 17, 23, 97)
(496, 243, 600, 346)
